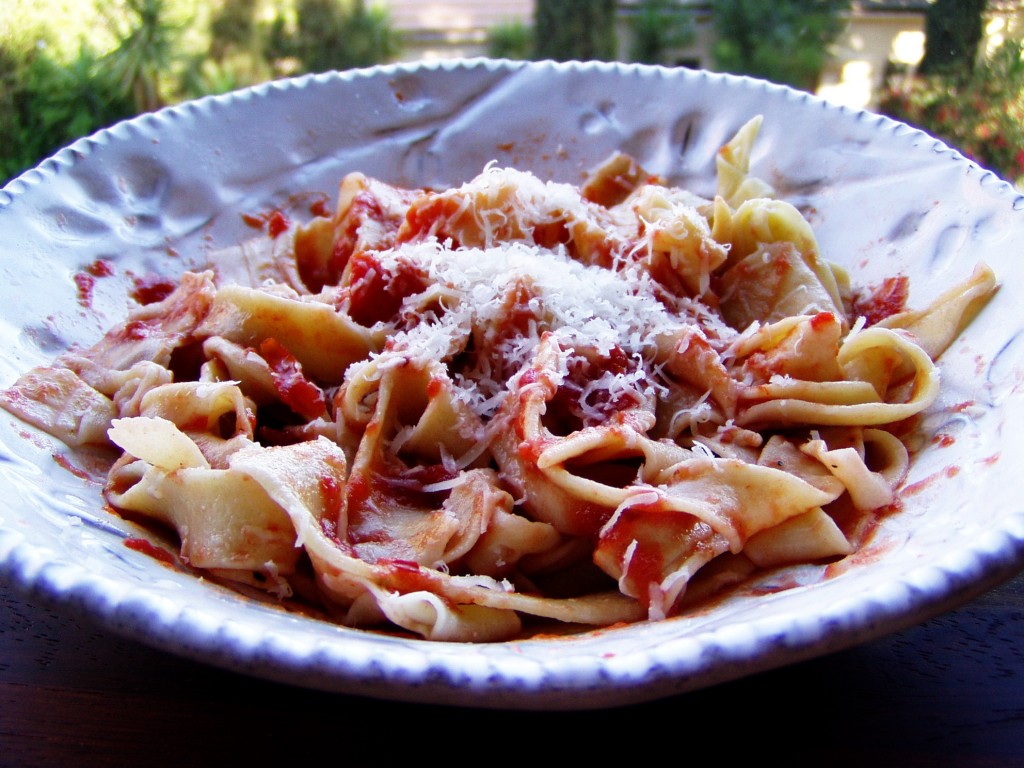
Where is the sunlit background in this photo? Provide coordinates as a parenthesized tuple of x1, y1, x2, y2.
(3, 0, 1023, 187)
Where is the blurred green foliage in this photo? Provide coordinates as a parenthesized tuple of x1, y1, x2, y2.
(490, 0, 695, 66)
(0, 34, 134, 182)
(709, 0, 852, 92)
(879, 39, 1024, 189)
(1, 0, 400, 184)
(626, 0, 695, 65)
(269, 0, 399, 75)
(102, 0, 184, 112)
(533, 0, 618, 61)
(5, 0, 1022, 194)
(486, 19, 533, 61)
(918, 0, 985, 76)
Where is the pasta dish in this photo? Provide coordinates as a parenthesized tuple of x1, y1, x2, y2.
(0, 117, 996, 641)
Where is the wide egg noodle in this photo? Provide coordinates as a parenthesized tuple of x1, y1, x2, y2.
(653, 325, 741, 425)
(733, 312, 845, 384)
(0, 271, 219, 447)
(741, 508, 852, 568)
(735, 324, 941, 428)
(135, 380, 256, 441)
(631, 185, 729, 297)
(711, 118, 850, 332)
(592, 454, 839, 618)
(291, 171, 422, 293)
(106, 417, 300, 590)
(201, 337, 285, 408)
(337, 352, 484, 467)
(715, 115, 775, 207)
(196, 283, 384, 384)
(338, 352, 493, 569)
(877, 262, 998, 359)
(717, 241, 847, 331)
(227, 438, 644, 639)
(206, 225, 305, 293)
(0, 366, 117, 447)
(488, 333, 667, 539)
(364, 586, 524, 643)
(90, 271, 219, 372)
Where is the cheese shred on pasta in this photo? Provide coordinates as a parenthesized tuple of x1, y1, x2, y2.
(1, 117, 997, 641)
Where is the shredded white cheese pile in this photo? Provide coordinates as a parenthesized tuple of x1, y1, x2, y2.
(369, 239, 686, 418)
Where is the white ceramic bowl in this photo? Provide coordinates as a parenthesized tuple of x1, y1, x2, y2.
(2, 59, 1023, 710)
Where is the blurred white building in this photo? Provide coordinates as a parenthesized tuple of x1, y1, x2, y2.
(386, 0, 534, 60)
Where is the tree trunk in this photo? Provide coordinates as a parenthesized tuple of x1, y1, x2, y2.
(918, 0, 987, 76)
(533, 0, 618, 61)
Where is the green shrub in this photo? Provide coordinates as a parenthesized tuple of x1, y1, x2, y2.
(626, 0, 695, 66)
(2, 0, 404, 184)
(269, 0, 400, 74)
(487, 20, 533, 61)
(106, 0, 178, 112)
(1, 41, 133, 183)
(533, 0, 617, 62)
(710, 0, 851, 92)
(879, 39, 1024, 189)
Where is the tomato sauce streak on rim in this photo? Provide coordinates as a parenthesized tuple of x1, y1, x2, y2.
(901, 464, 962, 496)
(853, 275, 909, 325)
(51, 453, 96, 482)
(73, 272, 95, 307)
(243, 209, 291, 239)
(124, 537, 178, 566)
(131, 274, 178, 305)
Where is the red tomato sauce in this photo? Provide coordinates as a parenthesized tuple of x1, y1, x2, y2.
(258, 338, 327, 421)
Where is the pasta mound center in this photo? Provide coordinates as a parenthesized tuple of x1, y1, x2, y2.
(0, 117, 995, 642)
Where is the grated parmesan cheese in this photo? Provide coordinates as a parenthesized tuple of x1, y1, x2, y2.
(370, 238, 712, 419)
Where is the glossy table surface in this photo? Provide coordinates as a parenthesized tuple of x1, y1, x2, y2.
(3, 568, 1024, 767)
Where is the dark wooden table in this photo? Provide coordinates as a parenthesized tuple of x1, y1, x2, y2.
(3, 570, 1024, 766)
